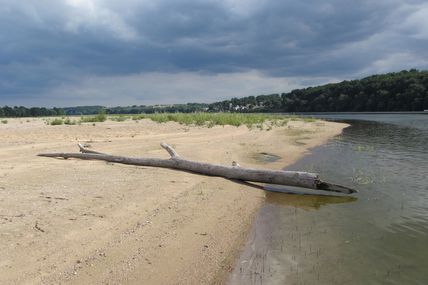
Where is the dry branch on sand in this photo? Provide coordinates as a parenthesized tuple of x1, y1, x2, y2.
(38, 143, 357, 194)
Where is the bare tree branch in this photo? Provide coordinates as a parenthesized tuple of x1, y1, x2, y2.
(38, 143, 357, 194)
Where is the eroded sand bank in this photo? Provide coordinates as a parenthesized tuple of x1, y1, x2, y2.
(0, 118, 346, 284)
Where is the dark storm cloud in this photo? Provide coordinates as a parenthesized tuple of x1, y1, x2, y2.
(0, 0, 427, 106)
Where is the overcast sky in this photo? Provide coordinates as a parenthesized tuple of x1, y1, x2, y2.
(1, 0, 428, 107)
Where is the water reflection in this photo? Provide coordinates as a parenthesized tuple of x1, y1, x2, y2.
(228, 114, 428, 285)
(265, 191, 357, 210)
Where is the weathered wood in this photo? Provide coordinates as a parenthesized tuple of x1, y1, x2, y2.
(38, 143, 357, 194)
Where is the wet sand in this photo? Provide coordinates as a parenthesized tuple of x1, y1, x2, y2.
(0, 117, 346, 284)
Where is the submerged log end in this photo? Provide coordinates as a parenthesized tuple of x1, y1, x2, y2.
(316, 180, 358, 194)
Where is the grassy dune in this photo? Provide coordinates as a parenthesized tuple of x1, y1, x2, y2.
(43, 113, 315, 129)
(129, 113, 315, 128)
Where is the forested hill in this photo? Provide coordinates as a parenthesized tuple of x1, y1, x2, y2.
(209, 70, 428, 112)
(1, 70, 427, 117)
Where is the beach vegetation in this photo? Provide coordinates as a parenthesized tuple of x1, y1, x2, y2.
(79, 109, 107, 123)
(50, 118, 64, 125)
(110, 115, 129, 122)
(131, 113, 312, 128)
(64, 118, 77, 125)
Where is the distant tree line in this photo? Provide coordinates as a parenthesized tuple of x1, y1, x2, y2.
(208, 69, 428, 112)
(62, 106, 104, 115)
(61, 103, 210, 115)
(106, 103, 209, 114)
(0, 103, 209, 118)
(0, 106, 65, 117)
(1, 70, 427, 118)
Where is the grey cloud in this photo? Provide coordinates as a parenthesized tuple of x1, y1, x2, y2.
(0, 0, 427, 106)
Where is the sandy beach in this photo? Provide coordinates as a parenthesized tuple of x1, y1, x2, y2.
(0, 117, 346, 284)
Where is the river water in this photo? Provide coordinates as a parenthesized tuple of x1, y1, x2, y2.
(228, 113, 428, 285)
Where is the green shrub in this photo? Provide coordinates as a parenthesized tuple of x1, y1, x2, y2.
(1, 119, 8, 124)
(50, 118, 64, 125)
(64, 118, 77, 125)
(95, 109, 107, 122)
(80, 109, 107, 123)
(110, 115, 129, 122)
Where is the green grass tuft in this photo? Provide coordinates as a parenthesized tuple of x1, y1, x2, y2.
(79, 109, 107, 123)
(109, 115, 129, 122)
(64, 118, 77, 125)
(50, 118, 64, 125)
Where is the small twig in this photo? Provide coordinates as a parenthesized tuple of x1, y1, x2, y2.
(0, 214, 25, 218)
(34, 221, 45, 233)
(53, 197, 69, 200)
(41, 196, 69, 201)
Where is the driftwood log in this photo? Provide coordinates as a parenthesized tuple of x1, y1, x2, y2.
(38, 143, 357, 194)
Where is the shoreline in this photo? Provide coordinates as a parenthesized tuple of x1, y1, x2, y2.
(221, 121, 349, 284)
(0, 117, 347, 284)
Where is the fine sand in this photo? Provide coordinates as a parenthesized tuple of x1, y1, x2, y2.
(0, 117, 346, 284)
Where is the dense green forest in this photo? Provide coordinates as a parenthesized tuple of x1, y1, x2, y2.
(208, 69, 428, 112)
(1, 70, 427, 117)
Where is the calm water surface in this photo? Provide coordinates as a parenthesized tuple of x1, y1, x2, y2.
(228, 113, 428, 285)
